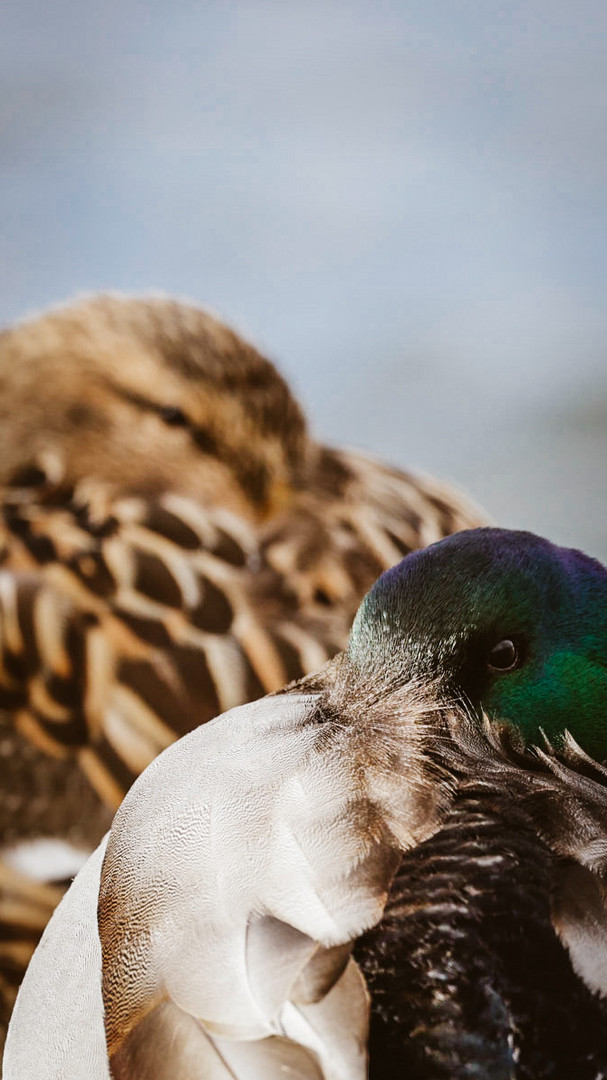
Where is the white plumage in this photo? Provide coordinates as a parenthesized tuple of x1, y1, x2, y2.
(4, 837, 110, 1079)
(5, 689, 441, 1078)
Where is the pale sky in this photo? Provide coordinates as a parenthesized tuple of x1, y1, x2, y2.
(1, 0, 605, 556)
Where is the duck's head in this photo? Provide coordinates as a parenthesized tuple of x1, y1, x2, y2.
(0, 294, 309, 519)
(348, 528, 607, 759)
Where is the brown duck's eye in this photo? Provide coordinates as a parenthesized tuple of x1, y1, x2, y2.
(487, 639, 519, 672)
(159, 405, 188, 426)
(192, 426, 218, 455)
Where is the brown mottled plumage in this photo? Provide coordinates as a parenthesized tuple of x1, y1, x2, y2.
(0, 293, 487, 1034)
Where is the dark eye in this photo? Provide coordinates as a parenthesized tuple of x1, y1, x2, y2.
(159, 405, 188, 426)
(487, 639, 520, 672)
(192, 426, 218, 454)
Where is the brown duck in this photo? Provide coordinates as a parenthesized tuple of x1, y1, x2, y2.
(0, 293, 486, 1038)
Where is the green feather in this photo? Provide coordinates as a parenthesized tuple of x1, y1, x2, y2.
(348, 528, 607, 758)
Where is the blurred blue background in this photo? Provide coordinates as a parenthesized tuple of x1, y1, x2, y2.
(1, 0, 605, 558)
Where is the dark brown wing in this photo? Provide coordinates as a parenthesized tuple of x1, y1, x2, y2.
(0, 480, 335, 816)
(0, 452, 486, 814)
(262, 446, 488, 611)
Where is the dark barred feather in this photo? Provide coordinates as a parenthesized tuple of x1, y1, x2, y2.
(351, 714, 607, 1080)
(356, 782, 607, 1080)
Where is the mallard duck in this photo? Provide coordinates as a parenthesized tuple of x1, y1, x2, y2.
(5, 528, 606, 1078)
(0, 293, 487, 1037)
(349, 527, 607, 1075)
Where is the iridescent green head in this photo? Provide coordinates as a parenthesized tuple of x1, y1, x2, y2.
(348, 528, 607, 759)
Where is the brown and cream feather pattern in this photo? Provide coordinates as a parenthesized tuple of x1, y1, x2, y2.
(0, 294, 487, 1034)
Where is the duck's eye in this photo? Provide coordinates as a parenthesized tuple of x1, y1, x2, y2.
(487, 639, 519, 672)
(159, 406, 188, 427)
(192, 426, 218, 454)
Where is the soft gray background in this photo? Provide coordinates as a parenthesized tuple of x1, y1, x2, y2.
(1, 0, 605, 558)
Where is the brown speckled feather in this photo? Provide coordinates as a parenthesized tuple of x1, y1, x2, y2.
(0, 455, 483, 821)
(0, 293, 488, 1041)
